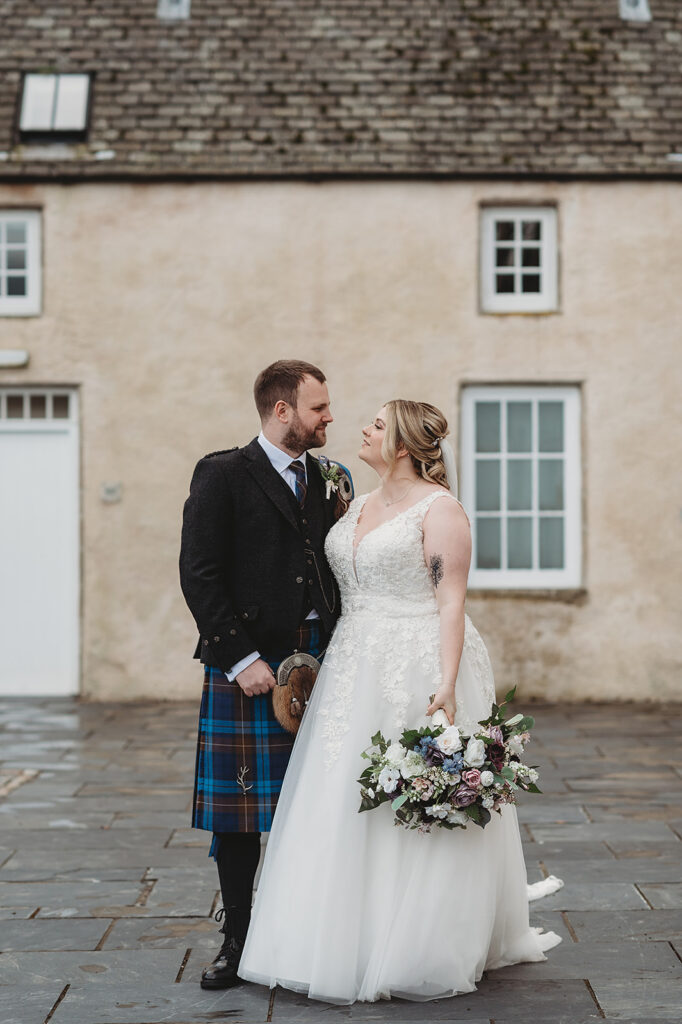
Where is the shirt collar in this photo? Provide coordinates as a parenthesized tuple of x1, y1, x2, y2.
(258, 431, 307, 475)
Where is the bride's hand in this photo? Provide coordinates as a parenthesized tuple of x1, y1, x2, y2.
(426, 686, 457, 725)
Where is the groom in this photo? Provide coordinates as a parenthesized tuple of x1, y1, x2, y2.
(179, 359, 351, 989)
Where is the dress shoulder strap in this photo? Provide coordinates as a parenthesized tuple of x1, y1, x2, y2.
(419, 490, 470, 525)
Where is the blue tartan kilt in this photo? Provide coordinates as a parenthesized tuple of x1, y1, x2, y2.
(192, 621, 326, 835)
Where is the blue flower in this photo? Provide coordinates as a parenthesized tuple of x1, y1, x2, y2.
(443, 753, 464, 774)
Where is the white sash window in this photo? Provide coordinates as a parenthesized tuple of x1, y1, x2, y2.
(0, 211, 41, 316)
(480, 206, 558, 313)
(460, 386, 582, 589)
(20, 74, 91, 135)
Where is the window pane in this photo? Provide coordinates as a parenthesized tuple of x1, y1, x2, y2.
(495, 274, 515, 293)
(507, 402, 531, 452)
(6, 222, 26, 245)
(521, 247, 540, 267)
(521, 274, 541, 293)
(7, 249, 26, 271)
(475, 402, 500, 452)
(52, 395, 70, 418)
(539, 517, 564, 569)
(476, 517, 501, 569)
(476, 460, 500, 511)
(7, 277, 27, 296)
(495, 221, 515, 241)
(522, 220, 541, 241)
(508, 517, 533, 569)
(30, 394, 46, 418)
(495, 247, 515, 267)
(54, 74, 90, 131)
(7, 395, 24, 418)
(539, 459, 564, 510)
(507, 459, 532, 510)
(539, 401, 564, 452)
(20, 74, 56, 130)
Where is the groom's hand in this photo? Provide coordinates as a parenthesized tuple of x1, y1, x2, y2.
(235, 659, 276, 697)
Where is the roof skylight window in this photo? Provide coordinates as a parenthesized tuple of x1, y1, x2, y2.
(157, 0, 191, 18)
(19, 74, 91, 135)
(619, 0, 652, 22)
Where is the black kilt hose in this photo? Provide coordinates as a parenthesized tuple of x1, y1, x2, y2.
(180, 438, 351, 835)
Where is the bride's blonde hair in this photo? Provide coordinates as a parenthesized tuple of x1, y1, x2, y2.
(382, 400, 450, 489)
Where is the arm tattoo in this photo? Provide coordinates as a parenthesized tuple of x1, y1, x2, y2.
(429, 554, 444, 588)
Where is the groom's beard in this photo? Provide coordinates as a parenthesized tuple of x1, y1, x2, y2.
(282, 415, 327, 452)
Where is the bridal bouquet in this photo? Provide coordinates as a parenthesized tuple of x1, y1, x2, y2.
(358, 687, 540, 832)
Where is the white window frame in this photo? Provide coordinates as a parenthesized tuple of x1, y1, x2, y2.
(480, 206, 558, 314)
(460, 385, 582, 590)
(157, 0, 191, 18)
(19, 74, 91, 134)
(0, 211, 42, 316)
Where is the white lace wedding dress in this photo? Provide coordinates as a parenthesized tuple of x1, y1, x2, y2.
(239, 491, 560, 1003)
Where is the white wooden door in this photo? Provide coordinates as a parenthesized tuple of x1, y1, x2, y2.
(0, 389, 79, 695)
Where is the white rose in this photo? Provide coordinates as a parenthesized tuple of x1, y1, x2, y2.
(528, 768, 538, 783)
(435, 725, 463, 755)
(400, 751, 425, 779)
(378, 766, 400, 794)
(508, 734, 525, 756)
(425, 804, 450, 819)
(446, 809, 469, 826)
(482, 795, 495, 810)
(385, 743, 407, 766)
(480, 770, 494, 787)
(463, 737, 486, 768)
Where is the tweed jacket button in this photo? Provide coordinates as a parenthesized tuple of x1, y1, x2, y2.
(229, 628, 237, 636)
(308, 579, 313, 585)
(305, 538, 312, 544)
(203, 639, 209, 646)
(296, 576, 303, 583)
(213, 635, 221, 642)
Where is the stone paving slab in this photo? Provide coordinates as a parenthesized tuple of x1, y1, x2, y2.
(494, 939, 681, 980)
(0, 917, 110, 951)
(49, 982, 271, 1024)
(638, 883, 682, 909)
(590, 976, 682, 1020)
(102, 916, 218, 950)
(0, 949, 183, 987)
(1, 982, 68, 1024)
(564, 910, 682, 943)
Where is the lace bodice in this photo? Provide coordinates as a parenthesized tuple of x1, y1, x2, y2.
(326, 490, 458, 616)
(316, 491, 495, 767)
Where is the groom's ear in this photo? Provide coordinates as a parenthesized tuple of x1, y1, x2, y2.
(273, 399, 291, 423)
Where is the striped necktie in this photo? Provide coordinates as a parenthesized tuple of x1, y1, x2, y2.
(290, 460, 307, 506)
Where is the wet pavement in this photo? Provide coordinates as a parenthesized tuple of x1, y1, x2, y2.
(0, 698, 680, 1024)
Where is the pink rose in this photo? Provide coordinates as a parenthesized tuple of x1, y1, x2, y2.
(461, 768, 481, 788)
(453, 786, 478, 808)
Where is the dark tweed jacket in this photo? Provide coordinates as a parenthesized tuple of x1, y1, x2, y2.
(179, 437, 348, 675)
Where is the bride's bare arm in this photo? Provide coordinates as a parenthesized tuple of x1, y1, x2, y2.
(422, 496, 472, 724)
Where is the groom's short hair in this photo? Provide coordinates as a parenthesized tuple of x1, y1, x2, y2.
(254, 360, 326, 420)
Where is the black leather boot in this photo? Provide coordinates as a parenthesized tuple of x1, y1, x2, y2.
(200, 905, 251, 990)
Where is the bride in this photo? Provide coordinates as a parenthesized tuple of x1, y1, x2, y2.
(238, 399, 560, 1003)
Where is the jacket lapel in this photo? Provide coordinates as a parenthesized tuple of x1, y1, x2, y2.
(242, 438, 300, 532)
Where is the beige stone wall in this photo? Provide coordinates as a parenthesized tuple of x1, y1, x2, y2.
(0, 180, 680, 702)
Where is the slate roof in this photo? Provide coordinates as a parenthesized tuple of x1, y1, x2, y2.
(0, 0, 680, 179)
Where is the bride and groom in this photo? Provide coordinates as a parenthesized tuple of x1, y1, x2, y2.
(179, 358, 560, 1004)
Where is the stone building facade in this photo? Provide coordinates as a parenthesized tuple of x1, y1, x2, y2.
(0, 2, 680, 701)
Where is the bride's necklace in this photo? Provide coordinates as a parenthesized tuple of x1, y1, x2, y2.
(381, 479, 417, 507)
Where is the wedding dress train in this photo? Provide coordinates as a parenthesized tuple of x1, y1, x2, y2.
(239, 491, 560, 1003)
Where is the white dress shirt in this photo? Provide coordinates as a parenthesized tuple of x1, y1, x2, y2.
(226, 433, 318, 681)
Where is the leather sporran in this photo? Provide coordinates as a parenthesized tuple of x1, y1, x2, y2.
(272, 652, 320, 735)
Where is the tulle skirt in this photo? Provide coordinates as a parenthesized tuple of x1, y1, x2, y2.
(239, 610, 560, 1003)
